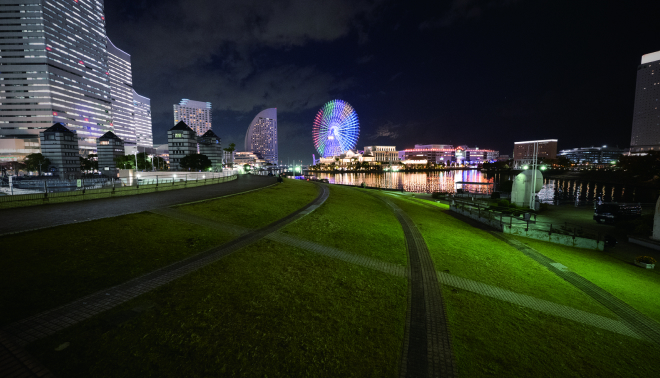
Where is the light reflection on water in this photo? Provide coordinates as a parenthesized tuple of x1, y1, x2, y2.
(313, 171, 656, 204)
(314, 170, 494, 194)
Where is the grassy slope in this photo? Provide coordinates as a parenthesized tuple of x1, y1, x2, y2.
(28, 239, 407, 378)
(282, 186, 407, 266)
(512, 237, 660, 323)
(177, 179, 318, 229)
(0, 212, 232, 325)
(392, 196, 660, 377)
(444, 289, 659, 378)
(389, 194, 614, 317)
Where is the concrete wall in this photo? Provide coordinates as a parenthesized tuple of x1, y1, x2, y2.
(450, 205, 604, 251)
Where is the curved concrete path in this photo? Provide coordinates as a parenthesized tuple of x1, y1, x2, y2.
(3, 183, 329, 347)
(0, 175, 276, 236)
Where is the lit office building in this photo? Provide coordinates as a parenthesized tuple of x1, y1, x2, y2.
(630, 50, 660, 154)
(244, 108, 278, 164)
(513, 139, 557, 167)
(559, 146, 626, 164)
(107, 38, 135, 146)
(0, 0, 112, 156)
(133, 90, 153, 148)
(173, 99, 212, 136)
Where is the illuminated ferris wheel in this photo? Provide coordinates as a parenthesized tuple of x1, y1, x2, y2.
(312, 99, 360, 158)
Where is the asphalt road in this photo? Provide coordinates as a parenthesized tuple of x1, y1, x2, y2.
(0, 174, 276, 235)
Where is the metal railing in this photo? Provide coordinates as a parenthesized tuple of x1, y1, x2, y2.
(450, 198, 604, 242)
(0, 172, 237, 209)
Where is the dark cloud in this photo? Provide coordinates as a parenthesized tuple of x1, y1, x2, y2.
(419, 0, 523, 29)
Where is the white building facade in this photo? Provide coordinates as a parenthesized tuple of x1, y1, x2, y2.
(133, 90, 153, 148)
(0, 0, 112, 157)
(173, 99, 212, 136)
(107, 38, 135, 146)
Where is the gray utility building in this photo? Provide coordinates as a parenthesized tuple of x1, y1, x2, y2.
(168, 121, 198, 170)
(97, 131, 125, 175)
(40, 123, 80, 178)
(198, 130, 222, 171)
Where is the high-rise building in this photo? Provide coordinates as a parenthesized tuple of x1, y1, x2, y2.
(173, 99, 212, 136)
(107, 37, 135, 146)
(513, 140, 557, 162)
(244, 108, 278, 164)
(133, 90, 153, 148)
(0, 0, 112, 156)
(559, 146, 625, 164)
(630, 50, 660, 154)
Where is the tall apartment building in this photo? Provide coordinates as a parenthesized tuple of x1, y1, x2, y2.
(630, 50, 660, 153)
(133, 90, 152, 148)
(107, 37, 135, 146)
(513, 140, 558, 165)
(173, 99, 212, 136)
(244, 108, 278, 164)
(0, 0, 112, 156)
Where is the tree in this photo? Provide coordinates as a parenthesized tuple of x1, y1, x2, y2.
(24, 153, 51, 175)
(80, 156, 94, 172)
(152, 156, 169, 171)
(223, 142, 236, 167)
(135, 152, 152, 171)
(180, 153, 212, 171)
(114, 155, 135, 169)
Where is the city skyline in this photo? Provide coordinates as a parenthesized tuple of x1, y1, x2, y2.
(103, 1, 660, 164)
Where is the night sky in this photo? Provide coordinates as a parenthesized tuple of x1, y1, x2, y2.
(105, 0, 660, 164)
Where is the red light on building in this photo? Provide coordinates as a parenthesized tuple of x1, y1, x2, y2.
(79, 60, 84, 65)
(53, 112, 57, 116)
(85, 118, 89, 122)
(46, 47, 51, 51)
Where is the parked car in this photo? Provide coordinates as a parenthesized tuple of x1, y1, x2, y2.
(593, 203, 642, 224)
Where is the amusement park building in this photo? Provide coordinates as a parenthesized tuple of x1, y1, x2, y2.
(363, 146, 399, 162)
(399, 144, 498, 164)
(244, 108, 278, 165)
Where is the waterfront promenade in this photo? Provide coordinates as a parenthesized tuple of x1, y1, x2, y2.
(0, 174, 276, 236)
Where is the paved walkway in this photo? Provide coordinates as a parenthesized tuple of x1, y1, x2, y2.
(0, 175, 276, 236)
(2, 183, 329, 348)
(380, 196, 458, 378)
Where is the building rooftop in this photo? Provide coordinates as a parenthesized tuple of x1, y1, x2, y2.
(99, 131, 122, 140)
(43, 123, 74, 134)
(170, 121, 194, 132)
(641, 50, 660, 64)
(200, 130, 220, 139)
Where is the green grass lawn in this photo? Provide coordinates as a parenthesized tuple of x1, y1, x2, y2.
(386, 194, 660, 377)
(444, 289, 660, 378)
(0, 179, 317, 326)
(27, 239, 407, 378)
(511, 237, 660, 323)
(0, 212, 233, 326)
(282, 186, 407, 266)
(387, 194, 615, 318)
(177, 179, 318, 229)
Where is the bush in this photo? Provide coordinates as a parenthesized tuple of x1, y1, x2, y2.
(636, 256, 657, 264)
(509, 202, 517, 208)
(497, 199, 510, 207)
